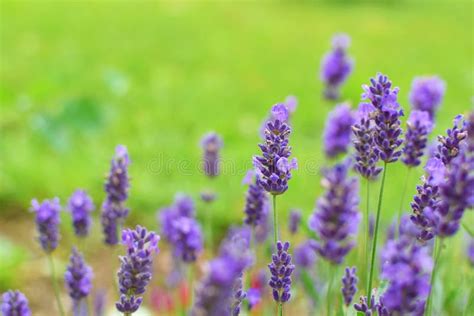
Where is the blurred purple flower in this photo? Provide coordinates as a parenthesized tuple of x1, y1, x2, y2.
(231, 274, 246, 316)
(31, 198, 61, 253)
(200, 191, 216, 203)
(68, 189, 94, 237)
(323, 102, 355, 158)
(409, 76, 445, 118)
(402, 110, 434, 167)
(1, 290, 31, 316)
(288, 209, 301, 235)
(201, 132, 223, 178)
(294, 241, 317, 268)
(65, 247, 93, 315)
(341, 266, 358, 307)
(246, 288, 262, 311)
(268, 241, 295, 304)
(243, 170, 269, 228)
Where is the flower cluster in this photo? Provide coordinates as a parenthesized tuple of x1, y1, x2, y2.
(201, 132, 223, 178)
(68, 189, 94, 237)
(242, 170, 269, 227)
(352, 103, 383, 179)
(31, 198, 61, 253)
(231, 274, 246, 316)
(320, 33, 353, 100)
(402, 110, 434, 167)
(268, 241, 295, 304)
(116, 226, 160, 314)
(288, 209, 301, 235)
(323, 102, 355, 158)
(435, 115, 467, 166)
(1, 290, 31, 316)
(309, 160, 360, 264)
(254, 104, 297, 195)
(409, 76, 445, 118)
(341, 266, 358, 307)
(64, 247, 93, 301)
(101, 145, 131, 245)
(362, 73, 404, 163)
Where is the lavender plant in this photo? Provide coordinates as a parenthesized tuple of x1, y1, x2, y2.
(288, 209, 301, 235)
(1, 291, 31, 316)
(242, 170, 269, 229)
(64, 247, 93, 316)
(268, 241, 295, 315)
(323, 102, 355, 158)
(341, 267, 357, 307)
(68, 189, 94, 237)
(200, 132, 223, 178)
(409, 76, 445, 118)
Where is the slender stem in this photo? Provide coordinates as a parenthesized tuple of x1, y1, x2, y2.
(397, 167, 411, 236)
(365, 178, 370, 290)
(326, 263, 334, 316)
(48, 254, 65, 316)
(273, 195, 278, 244)
(278, 303, 283, 316)
(366, 162, 388, 307)
(426, 238, 444, 315)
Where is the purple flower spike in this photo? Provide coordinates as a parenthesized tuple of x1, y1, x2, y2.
(101, 145, 131, 246)
(309, 160, 360, 264)
(288, 209, 302, 235)
(323, 103, 355, 158)
(68, 189, 94, 237)
(402, 110, 434, 167)
(31, 198, 61, 253)
(254, 105, 297, 195)
(1, 290, 31, 316)
(362, 73, 404, 163)
(243, 170, 269, 228)
(380, 237, 432, 315)
(116, 226, 160, 314)
(231, 274, 246, 316)
(354, 295, 376, 316)
(268, 241, 295, 304)
(409, 76, 445, 118)
(352, 103, 383, 179)
(201, 132, 223, 178)
(320, 33, 353, 100)
(435, 115, 467, 166)
(341, 266, 358, 306)
(294, 241, 317, 268)
(65, 247, 93, 302)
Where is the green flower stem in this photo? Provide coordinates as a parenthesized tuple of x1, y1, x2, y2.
(278, 302, 283, 316)
(273, 195, 278, 244)
(397, 167, 412, 236)
(326, 263, 335, 316)
(426, 237, 444, 315)
(365, 178, 370, 290)
(366, 162, 388, 306)
(48, 254, 65, 316)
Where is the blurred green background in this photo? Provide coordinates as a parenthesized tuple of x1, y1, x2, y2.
(0, 0, 473, 314)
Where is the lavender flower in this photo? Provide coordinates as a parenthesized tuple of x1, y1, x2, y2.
(1, 291, 31, 316)
(294, 241, 317, 268)
(254, 104, 297, 195)
(309, 160, 360, 264)
(116, 226, 160, 314)
(259, 97, 297, 138)
(320, 33, 353, 100)
(242, 170, 269, 227)
(435, 115, 467, 166)
(31, 198, 61, 253)
(68, 189, 94, 237)
(201, 132, 223, 178)
(101, 145, 131, 245)
(341, 267, 358, 306)
(65, 247, 93, 316)
(288, 209, 301, 235)
(323, 102, 355, 158)
(246, 288, 262, 311)
(402, 110, 434, 167)
(268, 241, 295, 304)
(200, 191, 216, 203)
(354, 295, 376, 316)
(409, 76, 445, 118)
(352, 103, 382, 179)
(380, 237, 432, 315)
(362, 73, 404, 163)
(231, 275, 246, 316)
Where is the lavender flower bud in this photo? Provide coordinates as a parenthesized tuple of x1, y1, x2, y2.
(402, 110, 434, 167)
(354, 294, 376, 316)
(268, 241, 295, 303)
(116, 226, 160, 314)
(201, 132, 223, 178)
(341, 266, 357, 306)
(1, 291, 31, 316)
(323, 102, 355, 158)
(242, 170, 269, 227)
(288, 209, 301, 235)
(352, 103, 382, 179)
(68, 189, 94, 237)
(31, 198, 61, 253)
(435, 115, 467, 166)
(409, 76, 445, 118)
(320, 33, 353, 100)
(254, 104, 297, 195)
(64, 247, 93, 303)
(309, 160, 360, 264)
(231, 274, 246, 316)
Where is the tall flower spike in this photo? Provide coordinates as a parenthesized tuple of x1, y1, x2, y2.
(1, 290, 31, 316)
(68, 189, 94, 237)
(101, 145, 131, 245)
(354, 295, 376, 316)
(320, 33, 353, 100)
(341, 266, 358, 307)
(362, 73, 404, 163)
(64, 247, 93, 310)
(242, 170, 269, 228)
(352, 103, 382, 179)
(231, 274, 246, 316)
(435, 115, 467, 166)
(309, 160, 360, 264)
(268, 241, 295, 304)
(409, 76, 445, 118)
(200, 132, 223, 178)
(288, 209, 301, 235)
(253, 104, 297, 195)
(380, 237, 432, 315)
(31, 198, 61, 253)
(323, 102, 355, 158)
(402, 110, 434, 167)
(294, 240, 317, 269)
(116, 226, 160, 314)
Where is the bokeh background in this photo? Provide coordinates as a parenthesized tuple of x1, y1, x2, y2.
(1, 0, 473, 315)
